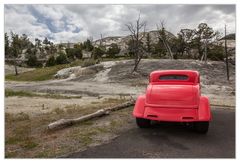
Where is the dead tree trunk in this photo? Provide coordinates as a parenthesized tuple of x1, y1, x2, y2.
(201, 40, 208, 63)
(157, 21, 173, 59)
(48, 100, 135, 130)
(162, 38, 173, 59)
(125, 13, 146, 73)
(224, 25, 229, 81)
(14, 59, 18, 76)
(204, 40, 208, 63)
(99, 33, 104, 61)
(132, 53, 143, 73)
(100, 34, 103, 47)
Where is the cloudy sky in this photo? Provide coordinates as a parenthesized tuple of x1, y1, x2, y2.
(4, 4, 236, 43)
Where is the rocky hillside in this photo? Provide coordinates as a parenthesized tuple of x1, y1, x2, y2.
(93, 30, 176, 55)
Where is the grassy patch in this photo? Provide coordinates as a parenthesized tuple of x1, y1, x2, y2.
(5, 89, 34, 97)
(6, 136, 39, 150)
(5, 64, 70, 81)
(20, 139, 38, 149)
(35, 151, 49, 158)
(5, 97, 130, 158)
(5, 114, 39, 151)
(110, 120, 118, 128)
(5, 151, 17, 158)
(68, 126, 109, 147)
(5, 59, 85, 82)
(101, 57, 131, 62)
(5, 89, 82, 99)
(81, 136, 93, 146)
(5, 112, 30, 122)
(95, 127, 109, 133)
(44, 94, 82, 99)
(5, 136, 21, 145)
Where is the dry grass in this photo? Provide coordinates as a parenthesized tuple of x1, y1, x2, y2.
(5, 97, 132, 158)
(5, 89, 82, 99)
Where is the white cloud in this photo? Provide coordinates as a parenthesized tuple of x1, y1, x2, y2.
(5, 5, 51, 42)
(4, 4, 236, 43)
(53, 30, 89, 43)
(33, 5, 64, 20)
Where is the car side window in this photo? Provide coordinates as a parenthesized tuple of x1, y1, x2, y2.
(159, 75, 188, 80)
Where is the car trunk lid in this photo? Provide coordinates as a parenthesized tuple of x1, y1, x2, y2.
(146, 84, 197, 108)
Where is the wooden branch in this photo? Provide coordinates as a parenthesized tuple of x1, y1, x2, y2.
(125, 23, 136, 36)
(47, 100, 135, 130)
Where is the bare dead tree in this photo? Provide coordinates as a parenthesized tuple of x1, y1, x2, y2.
(224, 24, 229, 81)
(125, 13, 146, 73)
(156, 21, 173, 59)
(100, 34, 103, 47)
(99, 33, 104, 61)
(201, 39, 208, 63)
(89, 36, 93, 43)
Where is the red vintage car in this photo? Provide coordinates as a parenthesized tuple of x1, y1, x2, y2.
(133, 70, 211, 133)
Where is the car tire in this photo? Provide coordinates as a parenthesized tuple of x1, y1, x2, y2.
(136, 118, 151, 128)
(194, 122, 209, 134)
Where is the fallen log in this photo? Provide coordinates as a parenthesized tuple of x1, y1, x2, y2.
(47, 100, 135, 130)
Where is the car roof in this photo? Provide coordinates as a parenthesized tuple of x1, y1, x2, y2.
(149, 70, 199, 84)
(150, 70, 199, 74)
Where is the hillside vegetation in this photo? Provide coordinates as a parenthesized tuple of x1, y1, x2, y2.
(5, 22, 235, 77)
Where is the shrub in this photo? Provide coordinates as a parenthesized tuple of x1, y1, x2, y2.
(107, 43, 120, 58)
(66, 48, 82, 60)
(46, 55, 56, 67)
(55, 53, 69, 65)
(82, 39, 94, 51)
(74, 48, 82, 59)
(92, 47, 105, 59)
(26, 54, 42, 67)
(66, 48, 74, 60)
(208, 45, 224, 61)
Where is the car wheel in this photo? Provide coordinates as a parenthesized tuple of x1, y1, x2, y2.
(136, 118, 151, 128)
(194, 122, 209, 134)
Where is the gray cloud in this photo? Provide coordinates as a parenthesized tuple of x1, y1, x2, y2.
(4, 4, 235, 43)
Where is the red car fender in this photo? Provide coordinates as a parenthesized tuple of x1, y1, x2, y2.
(198, 96, 212, 121)
(133, 95, 146, 118)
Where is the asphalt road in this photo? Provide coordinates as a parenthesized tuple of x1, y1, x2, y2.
(67, 108, 235, 158)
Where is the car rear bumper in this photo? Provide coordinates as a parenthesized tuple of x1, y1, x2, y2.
(134, 106, 208, 122)
(144, 107, 198, 122)
(133, 95, 211, 122)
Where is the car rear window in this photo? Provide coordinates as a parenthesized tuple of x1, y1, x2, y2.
(159, 74, 189, 80)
